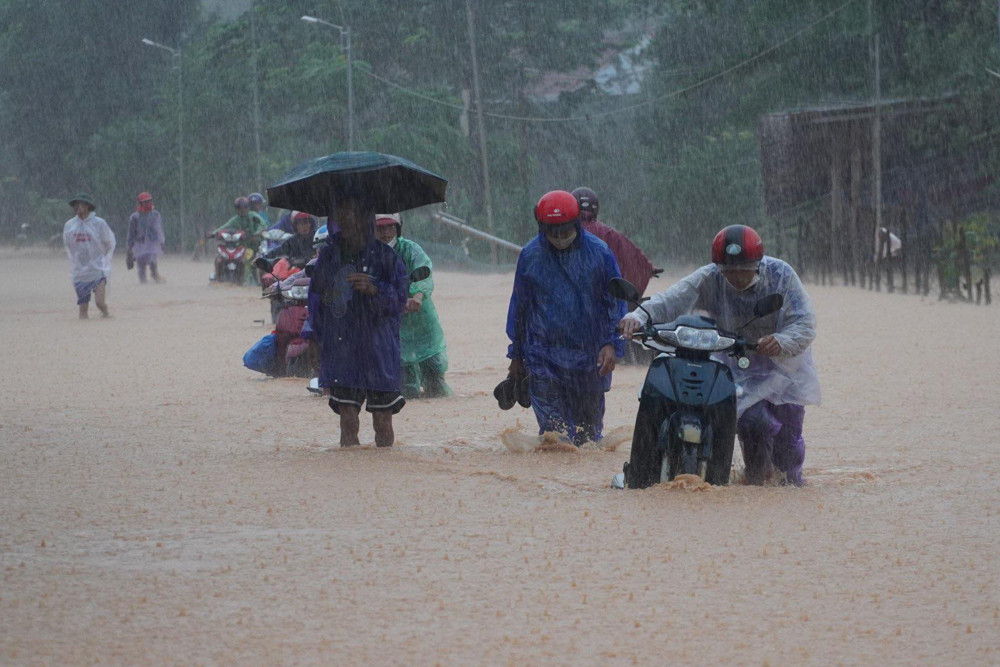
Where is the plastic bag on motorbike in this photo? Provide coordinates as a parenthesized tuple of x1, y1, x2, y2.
(243, 333, 278, 374)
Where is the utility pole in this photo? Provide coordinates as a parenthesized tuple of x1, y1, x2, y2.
(301, 15, 354, 150)
(142, 38, 186, 253)
(250, 2, 263, 191)
(465, 0, 497, 263)
(345, 25, 353, 150)
(869, 0, 882, 290)
(178, 50, 186, 254)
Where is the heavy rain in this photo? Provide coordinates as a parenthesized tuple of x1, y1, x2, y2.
(1, 0, 998, 663)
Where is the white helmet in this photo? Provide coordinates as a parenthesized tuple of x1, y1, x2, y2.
(313, 224, 328, 249)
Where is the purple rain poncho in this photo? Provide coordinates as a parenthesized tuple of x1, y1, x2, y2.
(307, 219, 408, 393)
(126, 209, 165, 262)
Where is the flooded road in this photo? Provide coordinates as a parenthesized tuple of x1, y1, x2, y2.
(1, 249, 997, 664)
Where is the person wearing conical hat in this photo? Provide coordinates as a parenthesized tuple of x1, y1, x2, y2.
(63, 193, 115, 319)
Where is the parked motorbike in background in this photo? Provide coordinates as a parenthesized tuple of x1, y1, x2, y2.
(608, 277, 784, 489)
(256, 257, 318, 378)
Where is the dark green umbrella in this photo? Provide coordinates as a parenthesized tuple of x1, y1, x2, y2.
(266, 151, 447, 217)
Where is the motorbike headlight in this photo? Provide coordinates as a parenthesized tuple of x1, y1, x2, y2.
(221, 232, 234, 242)
(671, 326, 735, 351)
(283, 286, 309, 300)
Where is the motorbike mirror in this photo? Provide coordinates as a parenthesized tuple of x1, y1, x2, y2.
(255, 257, 274, 273)
(608, 277, 641, 304)
(304, 263, 315, 278)
(753, 294, 784, 318)
(409, 266, 431, 283)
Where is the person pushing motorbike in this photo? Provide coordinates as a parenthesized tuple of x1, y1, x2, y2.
(504, 190, 625, 447)
(619, 225, 820, 485)
(375, 213, 452, 399)
(256, 211, 317, 270)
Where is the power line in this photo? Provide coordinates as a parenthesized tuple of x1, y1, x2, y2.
(358, 0, 859, 124)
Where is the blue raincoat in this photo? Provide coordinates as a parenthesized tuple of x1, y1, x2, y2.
(307, 219, 408, 393)
(506, 227, 626, 444)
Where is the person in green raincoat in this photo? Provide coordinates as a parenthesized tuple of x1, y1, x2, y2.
(210, 196, 267, 284)
(375, 214, 451, 398)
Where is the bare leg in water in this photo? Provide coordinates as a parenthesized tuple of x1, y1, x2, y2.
(373, 413, 394, 448)
(93, 281, 109, 318)
(339, 405, 361, 447)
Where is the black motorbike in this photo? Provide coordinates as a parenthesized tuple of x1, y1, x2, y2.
(608, 278, 783, 489)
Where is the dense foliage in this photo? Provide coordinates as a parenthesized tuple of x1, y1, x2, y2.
(1, 0, 998, 265)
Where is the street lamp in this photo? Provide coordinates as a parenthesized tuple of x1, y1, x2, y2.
(301, 15, 354, 151)
(141, 37, 187, 253)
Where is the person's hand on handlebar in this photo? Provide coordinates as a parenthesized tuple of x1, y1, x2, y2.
(756, 335, 782, 357)
(617, 313, 644, 339)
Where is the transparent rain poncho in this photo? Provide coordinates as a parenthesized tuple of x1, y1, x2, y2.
(627, 257, 820, 416)
(63, 213, 116, 283)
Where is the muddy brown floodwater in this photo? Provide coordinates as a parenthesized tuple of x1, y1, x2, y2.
(1, 249, 998, 665)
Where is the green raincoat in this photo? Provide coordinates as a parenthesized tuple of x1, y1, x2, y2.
(394, 236, 450, 397)
(213, 211, 266, 236)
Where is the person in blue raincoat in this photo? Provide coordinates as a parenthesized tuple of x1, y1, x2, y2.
(307, 197, 409, 447)
(504, 190, 626, 446)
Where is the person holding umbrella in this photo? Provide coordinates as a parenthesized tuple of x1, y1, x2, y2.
(307, 197, 409, 447)
(268, 151, 449, 446)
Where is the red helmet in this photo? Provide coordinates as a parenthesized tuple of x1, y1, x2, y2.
(711, 225, 764, 265)
(534, 190, 579, 225)
(137, 191, 153, 203)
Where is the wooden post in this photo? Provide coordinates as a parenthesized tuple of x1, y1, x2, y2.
(884, 219, 894, 293)
(831, 149, 844, 286)
(874, 227, 884, 292)
(796, 215, 805, 278)
(900, 208, 908, 294)
(849, 139, 862, 287)
(958, 224, 974, 302)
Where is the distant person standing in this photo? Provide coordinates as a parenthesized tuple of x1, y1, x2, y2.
(126, 192, 165, 284)
(374, 213, 452, 399)
(63, 193, 115, 319)
(572, 187, 659, 297)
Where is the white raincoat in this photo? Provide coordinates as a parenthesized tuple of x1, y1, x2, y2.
(626, 256, 820, 416)
(63, 213, 116, 283)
